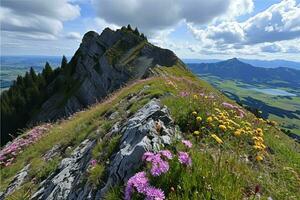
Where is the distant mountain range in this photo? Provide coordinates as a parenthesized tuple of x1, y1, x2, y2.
(188, 58, 300, 90)
(183, 58, 300, 70)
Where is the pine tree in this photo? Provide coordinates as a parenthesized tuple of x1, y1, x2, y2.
(141, 33, 147, 40)
(127, 24, 132, 31)
(42, 62, 53, 83)
(134, 27, 140, 35)
(61, 55, 68, 69)
(29, 67, 37, 81)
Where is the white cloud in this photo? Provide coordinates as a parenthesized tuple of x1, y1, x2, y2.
(65, 32, 82, 40)
(189, 0, 300, 45)
(0, 0, 80, 39)
(261, 43, 283, 53)
(92, 0, 253, 35)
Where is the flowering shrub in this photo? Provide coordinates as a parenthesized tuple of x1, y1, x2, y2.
(0, 124, 51, 167)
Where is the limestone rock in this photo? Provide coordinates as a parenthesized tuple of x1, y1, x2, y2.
(98, 99, 176, 197)
(31, 140, 95, 200)
(0, 164, 30, 200)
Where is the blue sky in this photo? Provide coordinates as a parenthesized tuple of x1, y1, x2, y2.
(1, 0, 300, 61)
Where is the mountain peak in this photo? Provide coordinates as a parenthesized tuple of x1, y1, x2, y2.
(227, 57, 241, 63)
(29, 26, 185, 124)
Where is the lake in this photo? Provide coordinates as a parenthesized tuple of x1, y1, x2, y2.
(247, 87, 297, 97)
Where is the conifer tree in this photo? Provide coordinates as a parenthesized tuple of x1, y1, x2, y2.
(61, 55, 68, 69)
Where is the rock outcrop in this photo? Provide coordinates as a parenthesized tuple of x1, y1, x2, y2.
(31, 27, 185, 124)
(31, 140, 95, 200)
(0, 164, 30, 200)
(24, 98, 177, 200)
(97, 99, 178, 198)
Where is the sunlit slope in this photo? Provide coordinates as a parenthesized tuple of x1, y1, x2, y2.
(1, 66, 299, 200)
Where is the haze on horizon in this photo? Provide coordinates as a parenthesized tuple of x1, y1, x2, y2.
(1, 0, 300, 62)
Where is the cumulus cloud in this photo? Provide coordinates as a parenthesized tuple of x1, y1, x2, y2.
(0, 0, 80, 39)
(189, 0, 300, 46)
(92, 0, 251, 35)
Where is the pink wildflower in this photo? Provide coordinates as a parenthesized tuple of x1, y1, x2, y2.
(125, 171, 149, 200)
(222, 102, 246, 118)
(125, 172, 165, 200)
(145, 186, 165, 200)
(159, 150, 173, 160)
(90, 159, 97, 166)
(0, 124, 51, 167)
(179, 91, 189, 97)
(182, 140, 192, 148)
(178, 151, 192, 166)
(143, 152, 170, 176)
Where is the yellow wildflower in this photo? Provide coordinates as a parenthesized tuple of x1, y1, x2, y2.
(253, 145, 264, 151)
(193, 94, 198, 99)
(234, 130, 241, 137)
(207, 116, 213, 123)
(211, 134, 223, 144)
(255, 155, 263, 161)
(196, 116, 202, 122)
(192, 111, 197, 116)
(219, 124, 227, 131)
(193, 130, 200, 136)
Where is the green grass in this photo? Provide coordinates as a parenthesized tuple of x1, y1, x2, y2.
(1, 66, 299, 199)
(200, 75, 300, 135)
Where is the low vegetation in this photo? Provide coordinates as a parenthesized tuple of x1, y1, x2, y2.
(1, 66, 299, 199)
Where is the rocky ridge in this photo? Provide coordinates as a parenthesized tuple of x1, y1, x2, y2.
(31, 27, 184, 124)
(0, 99, 177, 200)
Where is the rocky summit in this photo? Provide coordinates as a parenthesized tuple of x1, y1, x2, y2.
(31, 27, 185, 124)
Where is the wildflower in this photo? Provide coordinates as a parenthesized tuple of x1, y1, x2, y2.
(159, 150, 173, 160)
(219, 125, 227, 131)
(143, 152, 170, 176)
(150, 158, 169, 176)
(179, 91, 189, 97)
(207, 116, 213, 123)
(196, 116, 202, 122)
(178, 151, 192, 166)
(193, 130, 200, 136)
(125, 172, 166, 200)
(255, 155, 263, 161)
(255, 185, 261, 194)
(193, 94, 198, 99)
(90, 159, 97, 166)
(255, 128, 263, 137)
(211, 134, 223, 144)
(182, 140, 192, 148)
(192, 111, 197, 116)
(142, 152, 155, 161)
(125, 171, 149, 200)
(234, 130, 241, 137)
(144, 186, 165, 200)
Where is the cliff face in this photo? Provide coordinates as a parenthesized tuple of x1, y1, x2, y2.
(31, 28, 185, 124)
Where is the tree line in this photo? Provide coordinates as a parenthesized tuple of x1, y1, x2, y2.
(0, 56, 68, 146)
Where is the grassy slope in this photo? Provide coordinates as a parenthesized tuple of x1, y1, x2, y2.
(199, 75, 300, 135)
(1, 65, 299, 199)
